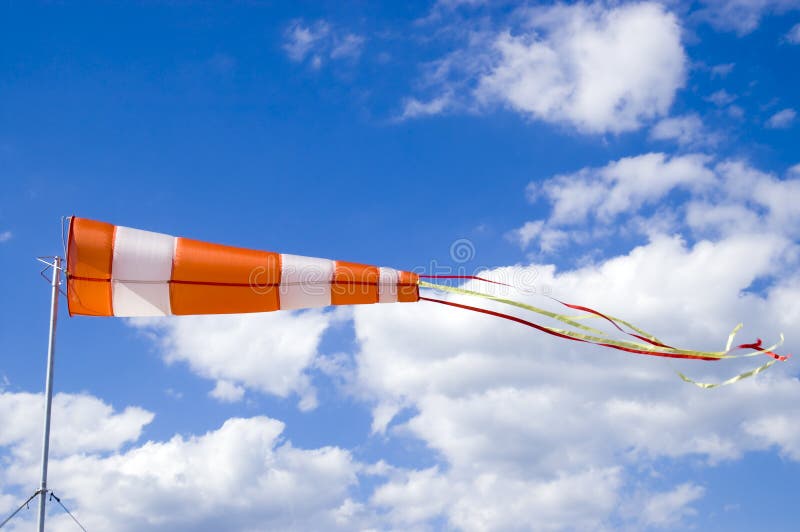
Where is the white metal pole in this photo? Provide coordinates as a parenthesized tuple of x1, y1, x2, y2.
(37, 257, 61, 532)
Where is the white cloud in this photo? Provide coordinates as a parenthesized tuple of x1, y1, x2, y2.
(542, 152, 715, 225)
(131, 310, 332, 410)
(695, 0, 800, 35)
(0, 396, 360, 532)
(766, 107, 796, 128)
(507, 220, 569, 253)
(475, 2, 686, 133)
(743, 413, 800, 460)
(650, 113, 717, 146)
(0, 230, 11, 243)
(640, 483, 706, 528)
(283, 20, 364, 68)
(513, 153, 800, 252)
(209, 380, 245, 403)
(371, 467, 452, 525)
(351, 235, 800, 527)
(787, 22, 800, 42)
(712, 159, 800, 235)
(0, 391, 153, 462)
(448, 468, 622, 531)
(372, 464, 622, 531)
(348, 149, 800, 529)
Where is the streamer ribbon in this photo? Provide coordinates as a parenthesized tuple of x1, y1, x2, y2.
(419, 279, 790, 388)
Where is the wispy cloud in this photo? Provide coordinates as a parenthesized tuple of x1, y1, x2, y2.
(330, 33, 365, 61)
(639, 483, 706, 528)
(283, 20, 330, 64)
(283, 19, 365, 69)
(399, 93, 453, 120)
(787, 22, 800, 43)
(0, 230, 11, 243)
(706, 89, 737, 107)
(766, 108, 796, 128)
(710, 62, 735, 77)
(694, 0, 800, 36)
(650, 113, 719, 146)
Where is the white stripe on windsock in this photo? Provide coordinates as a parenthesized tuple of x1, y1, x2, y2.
(279, 254, 334, 310)
(378, 267, 399, 303)
(111, 226, 175, 316)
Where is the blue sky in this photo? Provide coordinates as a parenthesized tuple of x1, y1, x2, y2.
(1, 1, 800, 530)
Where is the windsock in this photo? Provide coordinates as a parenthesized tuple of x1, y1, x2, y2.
(65, 216, 789, 388)
(66, 216, 418, 317)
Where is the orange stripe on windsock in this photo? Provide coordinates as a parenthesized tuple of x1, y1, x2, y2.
(171, 238, 282, 315)
(397, 270, 420, 303)
(332, 261, 380, 305)
(67, 217, 115, 316)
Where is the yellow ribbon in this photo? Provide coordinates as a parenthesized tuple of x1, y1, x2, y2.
(678, 358, 778, 389)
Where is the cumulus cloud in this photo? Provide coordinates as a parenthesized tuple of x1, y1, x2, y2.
(512, 153, 800, 252)
(351, 237, 800, 527)
(209, 380, 245, 403)
(475, 2, 686, 133)
(374, 464, 621, 531)
(766, 107, 796, 128)
(0, 393, 360, 531)
(131, 310, 332, 410)
(371, 467, 452, 525)
(0, 391, 153, 462)
(404, 2, 686, 133)
(348, 150, 800, 529)
(540, 152, 715, 225)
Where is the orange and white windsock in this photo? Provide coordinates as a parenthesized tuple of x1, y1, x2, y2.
(66, 217, 419, 317)
(65, 217, 790, 388)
